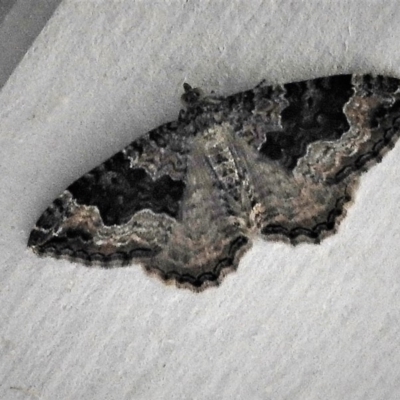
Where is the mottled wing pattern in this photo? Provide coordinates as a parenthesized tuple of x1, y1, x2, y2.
(28, 112, 251, 289)
(233, 75, 400, 243)
(29, 74, 400, 290)
(29, 121, 191, 265)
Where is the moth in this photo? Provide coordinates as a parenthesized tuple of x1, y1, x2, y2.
(29, 74, 400, 290)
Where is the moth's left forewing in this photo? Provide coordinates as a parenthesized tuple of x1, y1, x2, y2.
(28, 107, 252, 290)
(28, 120, 190, 266)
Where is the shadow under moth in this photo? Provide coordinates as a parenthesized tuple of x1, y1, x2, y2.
(29, 74, 400, 291)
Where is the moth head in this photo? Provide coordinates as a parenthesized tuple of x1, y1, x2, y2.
(181, 83, 204, 107)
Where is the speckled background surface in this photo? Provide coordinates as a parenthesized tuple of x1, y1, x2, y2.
(1, 1, 400, 399)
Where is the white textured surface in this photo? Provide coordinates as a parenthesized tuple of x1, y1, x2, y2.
(1, 1, 400, 399)
(0, 0, 63, 89)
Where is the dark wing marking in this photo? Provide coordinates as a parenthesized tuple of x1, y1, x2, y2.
(259, 75, 354, 169)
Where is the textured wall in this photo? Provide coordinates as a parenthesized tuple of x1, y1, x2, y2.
(0, 0, 62, 89)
